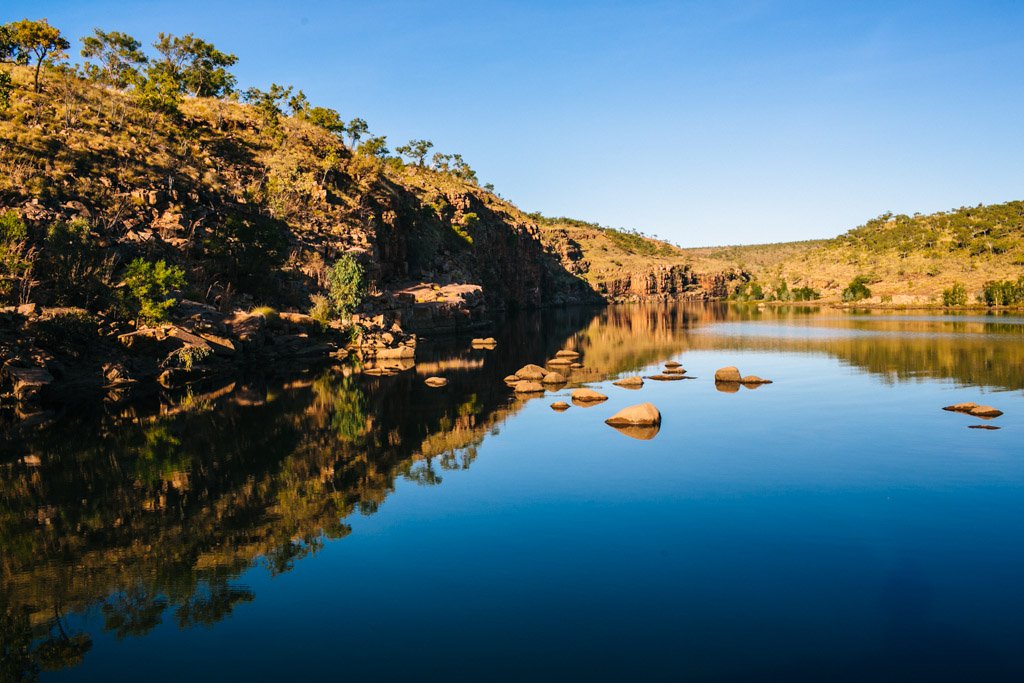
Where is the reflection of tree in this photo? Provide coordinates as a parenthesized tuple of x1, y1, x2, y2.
(1, 594, 37, 683)
(32, 607, 92, 674)
(174, 578, 254, 629)
(102, 586, 169, 639)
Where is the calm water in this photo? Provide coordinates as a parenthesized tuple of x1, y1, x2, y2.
(2, 303, 1023, 682)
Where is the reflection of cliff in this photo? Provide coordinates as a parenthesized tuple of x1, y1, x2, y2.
(0, 308, 600, 679)
(685, 307, 1024, 392)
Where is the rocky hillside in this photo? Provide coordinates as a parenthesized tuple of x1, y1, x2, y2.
(683, 203, 1024, 304)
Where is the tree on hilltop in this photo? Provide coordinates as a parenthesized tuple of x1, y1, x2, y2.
(3, 18, 70, 92)
(81, 29, 148, 88)
(396, 139, 433, 167)
(346, 118, 369, 149)
(151, 32, 237, 97)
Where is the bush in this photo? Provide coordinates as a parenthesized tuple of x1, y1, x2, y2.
(792, 285, 821, 301)
(981, 276, 1024, 306)
(0, 209, 32, 304)
(942, 282, 968, 307)
(120, 258, 186, 323)
(731, 281, 764, 301)
(0, 71, 11, 111)
(842, 275, 872, 302)
(308, 294, 331, 327)
(43, 219, 109, 306)
(326, 253, 365, 319)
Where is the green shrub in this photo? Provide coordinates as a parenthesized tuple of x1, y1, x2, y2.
(941, 282, 968, 307)
(174, 345, 212, 371)
(308, 294, 331, 327)
(842, 275, 872, 302)
(0, 209, 31, 303)
(791, 285, 821, 301)
(0, 71, 11, 111)
(43, 219, 109, 306)
(250, 305, 279, 323)
(120, 258, 186, 323)
(731, 281, 764, 301)
(326, 253, 365, 319)
(981, 276, 1024, 306)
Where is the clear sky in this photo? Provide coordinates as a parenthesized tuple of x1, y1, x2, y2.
(7, 1, 1024, 246)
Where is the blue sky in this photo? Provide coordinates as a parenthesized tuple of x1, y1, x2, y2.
(8, 1, 1024, 246)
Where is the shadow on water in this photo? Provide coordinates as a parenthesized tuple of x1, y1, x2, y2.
(1, 302, 1021, 679)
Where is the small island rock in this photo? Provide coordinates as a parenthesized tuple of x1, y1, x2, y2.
(550, 401, 570, 411)
(515, 364, 548, 381)
(514, 381, 545, 393)
(571, 388, 608, 403)
(664, 360, 682, 368)
(424, 377, 448, 388)
(714, 366, 742, 383)
(605, 402, 662, 427)
(613, 376, 644, 388)
(741, 375, 772, 384)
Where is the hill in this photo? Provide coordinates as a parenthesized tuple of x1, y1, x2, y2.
(682, 203, 1024, 304)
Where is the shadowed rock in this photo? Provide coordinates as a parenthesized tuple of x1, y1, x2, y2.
(514, 381, 545, 393)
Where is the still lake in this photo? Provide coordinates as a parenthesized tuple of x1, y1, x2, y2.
(3, 303, 1023, 681)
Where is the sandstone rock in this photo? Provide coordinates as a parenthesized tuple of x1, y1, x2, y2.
(542, 371, 567, 384)
(741, 375, 772, 385)
(555, 350, 580, 359)
(504, 374, 520, 383)
(943, 402, 979, 413)
(648, 374, 685, 381)
(970, 405, 1003, 418)
(605, 402, 661, 427)
(424, 377, 448, 388)
(571, 388, 608, 404)
(547, 357, 572, 366)
(471, 337, 497, 347)
(662, 367, 686, 375)
(714, 366, 741, 383)
(571, 362, 583, 368)
(550, 401, 570, 411)
(613, 376, 644, 388)
(17, 303, 39, 317)
(515, 364, 547, 381)
(514, 381, 545, 393)
(664, 360, 682, 368)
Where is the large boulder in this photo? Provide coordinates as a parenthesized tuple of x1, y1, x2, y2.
(542, 371, 567, 384)
(714, 366, 742, 383)
(514, 381, 545, 393)
(424, 377, 448, 388)
(613, 376, 644, 388)
(571, 388, 608, 404)
(605, 403, 661, 427)
(515, 364, 547, 381)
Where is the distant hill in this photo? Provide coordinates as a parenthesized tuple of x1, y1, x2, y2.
(681, 202, 1024, 303)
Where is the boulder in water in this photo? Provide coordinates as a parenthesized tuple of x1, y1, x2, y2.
(515, 364, 547, 381)
(555, 350, 580, 359)
(550, 401, 570, 411)
(664, 360, 682, 368)
(613, 376, 644, 388)
(648, 374, 684, 381)
(714, 366, 742, 383)
(424, 377, 448, 388)
(571, 388, 608, 404)
(514, 381, 545, 393)
(741, 375, 772, 385)
(542, 371, 567, 384)
(605, 402, 661, 427)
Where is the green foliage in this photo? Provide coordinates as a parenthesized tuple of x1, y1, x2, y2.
(346, 117, 368, 148)
(287, 89, 308, 117)
(243, 83, 292, 126)
(325, 253, 365, 318)
(305, 106, 345, 135)
(452, 212, 478, 245)
(0, 71, 11, 111)
(791, 285, 821, 301)
(308, 293, 332, 327)
(204, 215, 286, 290)
(358, 135, 390, 158)
(0, 209, 31, 303)
(981, 276, 1024, 306)
(731, 281, 765, 301)
(842, 275, 872, 302)
(151, 32, 237, 98)
(120, 258, 185, 323)
(174, 344, 212, 371)
(133, 67, 181, 114)
(941, 282, 968, 307)
(80, 28, 147, 88)
(43, 219, 109, 306)
(3, 18, 70, 92)
(396, 139, 433, 167)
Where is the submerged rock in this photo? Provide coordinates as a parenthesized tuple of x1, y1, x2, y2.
(943, 402, 979, 413)
(741, 375, 772, 385)
(424, 377, 448, 388)
(714, 366, 742, 383)
(605, 402, 661, 427)
(550, 401, 570, 411)
(613, 376, 644, 388)
(571, 388, 608, 404)
(943, 402, 1003, 418)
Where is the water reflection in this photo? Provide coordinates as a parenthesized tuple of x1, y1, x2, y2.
(1, 302, 1022, 679)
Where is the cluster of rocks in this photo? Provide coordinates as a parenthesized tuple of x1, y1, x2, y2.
(713, 366, 772, 392)
(943, 402, 1004, 429)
